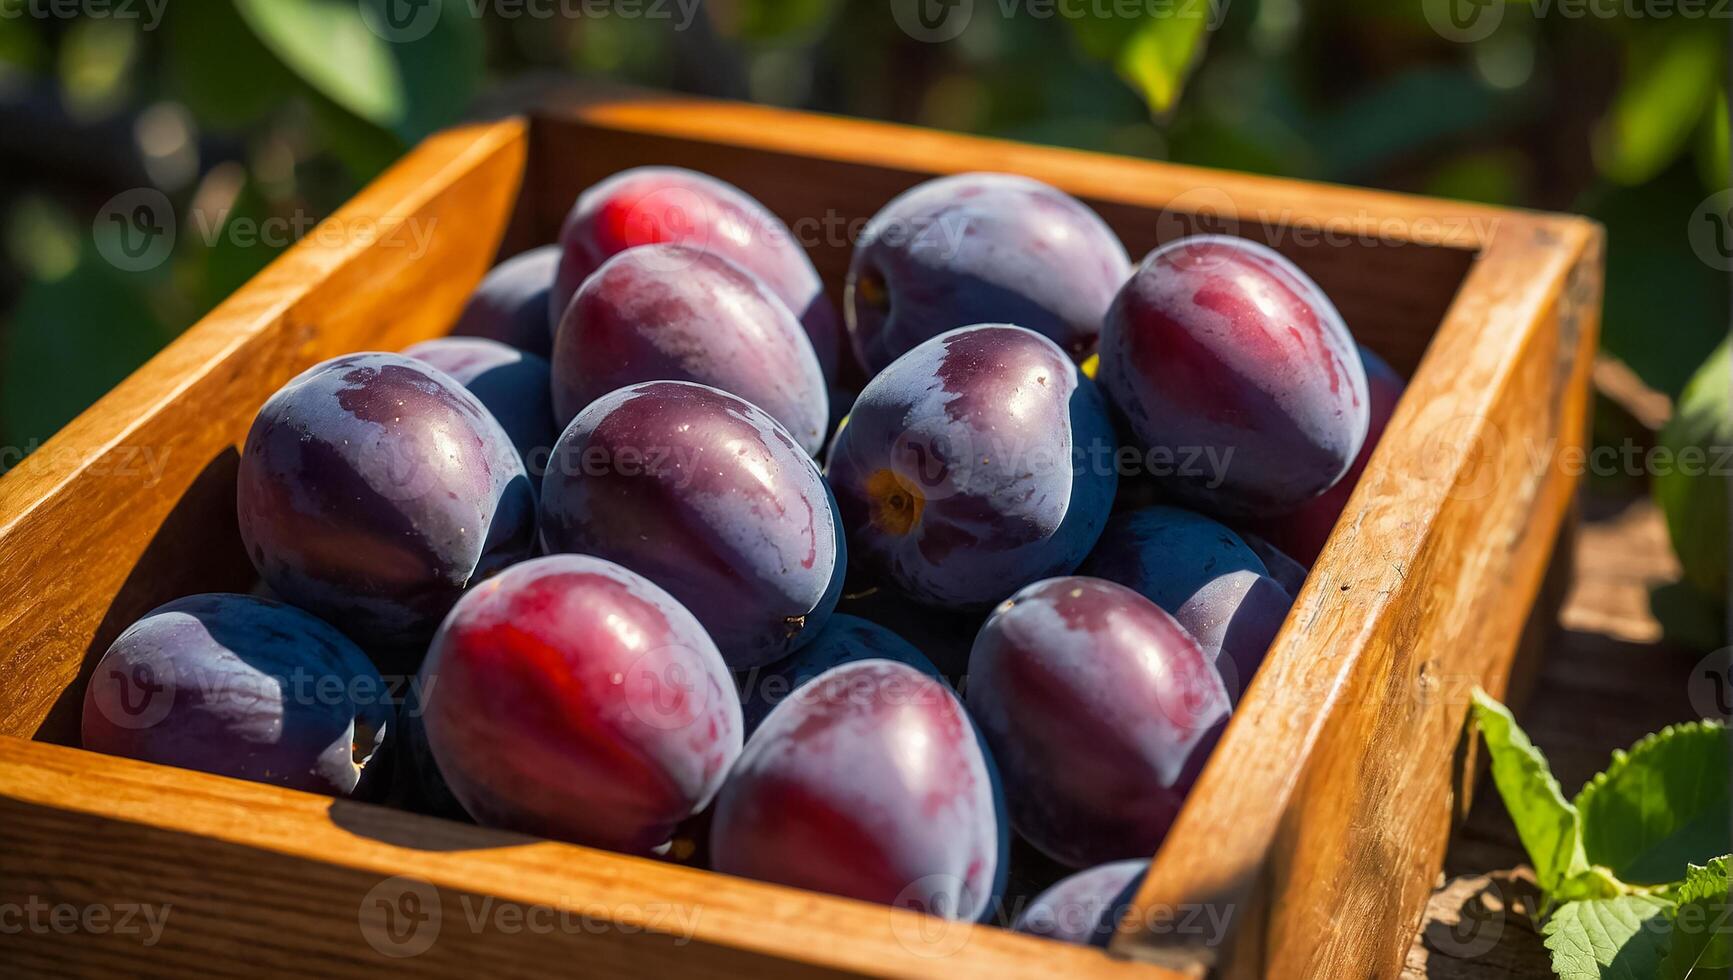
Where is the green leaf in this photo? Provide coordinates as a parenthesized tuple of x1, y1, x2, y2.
(1471, 688, 1592, 893)
(1576, 721, 1732, 887)
(165, 0, 295, 130)
(1655, 341, 1732, 605)
(1115, 13, 1211, 115)
(1544, 895, 1676, 980)
(233, 0, 405, 130)
(1593, 27, 1723, 186)
(1661, 857, 1731, 980)
(386, 0, 485, 144)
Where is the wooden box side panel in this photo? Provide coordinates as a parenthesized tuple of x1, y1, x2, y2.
(0, 739, 1174, 980)
(0, 120, 530, 742)
(528, 97, 1488, 379)
(1115, 217, 1602, 979)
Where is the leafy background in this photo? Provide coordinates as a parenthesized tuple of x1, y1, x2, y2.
(0, 0, 1725, 457)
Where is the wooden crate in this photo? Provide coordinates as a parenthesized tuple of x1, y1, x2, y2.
(0, 92, 1601, 979)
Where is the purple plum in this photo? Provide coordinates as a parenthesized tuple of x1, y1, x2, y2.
(552, 245, 828, 454)
(236, 352, 536, 646)
(1098, 235, 1369, 516)
(966, 576, 1230, 868)
(539, 381, 844, 669)
(402, 336, 558, 479)
(846, 172, 1130, 374)
(451, 244, 560, 357)
(418, 554, 742, 852)
(711, 660, 1001, 920)
(826, 324, 1117, 610)
(81, 593, 390, 797)
(1013, 859, 1149, 947)
(550, 167, 841, 379)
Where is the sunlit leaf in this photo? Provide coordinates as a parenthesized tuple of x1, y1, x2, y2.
(1593, 27, 1723, 186)
(234, 0, 405, 129)
(1116, 12, 1212, 115)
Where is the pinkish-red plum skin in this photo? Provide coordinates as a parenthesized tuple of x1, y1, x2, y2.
(1250, 345, 1405, 564)
(966, 576, 1230, 868)
(1098, 235, 1370, 517)
(550, 167, 840, 379)
(552, 245, 828, 454)
(710, 660, 1000, 920)
(418, 554, 742, 853)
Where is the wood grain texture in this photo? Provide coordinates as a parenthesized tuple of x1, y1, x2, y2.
(0, 92, 1604, 979)
(1113, 215, 1602, 980)
(0, 739, 1162, 980)
(0, 119, 529, 743)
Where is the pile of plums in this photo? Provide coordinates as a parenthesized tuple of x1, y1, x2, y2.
(80, 164, 1403, 945)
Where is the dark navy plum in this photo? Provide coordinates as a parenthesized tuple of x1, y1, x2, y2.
(540, 381, 844, 669)
(1174, 570, 1292, 705)
(736, 614, 941, 735)
(1099, 235, 1370, 516)
(552, 245, 828, 454)
(550, 167, 841, 379)
(1013, 859, 1149, 947)
(1080, 505, 1269, 611)
(1251, 345, 1406, 564)
(711, 661, 1001, 920)
(237, 353, 537, 646)
(826, 325, 1117, 610)
(451, 245, 560, 357)
(402, 337, 557, 479)
(81, 593, 389, 797)
(392, 678, 469, 821)
(419, 555, 742, 852)
(967, 577, 1230, 868)
(1239, 529, 1308, 597)
(846, 173, 1130, 374)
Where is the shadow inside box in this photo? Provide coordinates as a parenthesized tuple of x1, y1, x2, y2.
(36, 447, 257, 747)
(325, 795, 529, 854)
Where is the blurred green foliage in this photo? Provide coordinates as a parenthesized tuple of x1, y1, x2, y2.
(0, 0, 1726, 456)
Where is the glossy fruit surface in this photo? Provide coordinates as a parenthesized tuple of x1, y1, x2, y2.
(1250, 344, 1405, 563)
(736, 613, 941, 735)
(550, 167, 840, 379)
(81, 593, 389, 797)
(1238, 529, 1308, 597)
(419, 554, 742, 852)
(846, 172, 1130, 374)
(451, 244, 560, 357)
(541, 381, 844, 669)
(1098, 235, 1369, 516)
(1080, 505, 1268, 611)
(402, 336, 557, 479)
(1173, 570, 1292, 704)
(552, 245, 828, 454)
(711, 660, 1001, 920)
(827, 324, 1117, 609)
(1013, 859, 1149, 947)
(967, 576, 1230, 867)
(237, 352, 537, 646)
